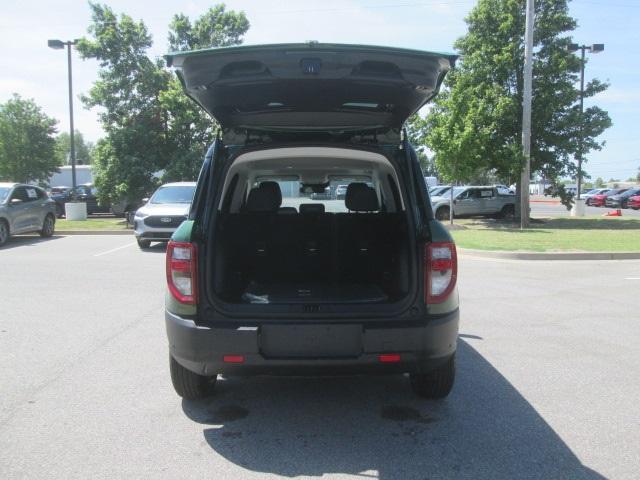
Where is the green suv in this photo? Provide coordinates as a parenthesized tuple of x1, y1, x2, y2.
(164, 43, 460, 400)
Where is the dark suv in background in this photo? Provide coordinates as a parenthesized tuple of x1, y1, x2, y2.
(163, 43, 460, 401)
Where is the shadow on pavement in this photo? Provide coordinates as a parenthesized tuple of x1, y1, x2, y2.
(181, 340, 605, 479)
(0, 235, 64, 250)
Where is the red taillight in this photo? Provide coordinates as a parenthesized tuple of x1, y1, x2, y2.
(425, 242, 457, 304)
(223, 355, 245, 363)
(379, 354, 401, 363)
(166, 241, 197, 304)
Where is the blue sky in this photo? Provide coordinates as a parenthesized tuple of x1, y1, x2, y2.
(1, 0, 638, 180)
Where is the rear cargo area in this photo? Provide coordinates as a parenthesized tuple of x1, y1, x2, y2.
(212, 202, 411, 305)
(207, 146, 414, 307)
(215, 212, 408, 304)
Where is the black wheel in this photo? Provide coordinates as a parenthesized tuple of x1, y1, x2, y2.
(435, 206, 450, 221)
(410, 354, 455, 399)
(136, 237, 151, 249)
(0, 220, 9, 247)
(170, 355, 217, 400)
(498, 204, 515, 220)
(40, 214, 55, 237)
(585, 199, 591, 206)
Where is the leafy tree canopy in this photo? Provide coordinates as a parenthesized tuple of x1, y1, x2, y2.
(0, 94, 59, 183)
(168, 4, 250, 51)
(162, 5, 250, 181)
(76, 3, 249, 202)
(55, 130, 94, 166)
(425, 0, 611, 208)
(405, 114, 439, 177)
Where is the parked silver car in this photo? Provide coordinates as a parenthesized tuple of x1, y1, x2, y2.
(133, 182, 196, 249)
(0, 183, 57, 247)
(431, 185, 516, 221)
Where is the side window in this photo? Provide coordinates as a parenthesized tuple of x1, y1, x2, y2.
(480, 189, 494, 198)
(24, 188, 39, 202)
(458, 190, 471, 200)
(10, 187, 26, 202)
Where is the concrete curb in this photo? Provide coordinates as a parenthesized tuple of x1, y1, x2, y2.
(56, 230, 133, 236)
(459, 248, 640, 261)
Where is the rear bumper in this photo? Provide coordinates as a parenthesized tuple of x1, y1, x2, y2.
(165, 309, 459, 376)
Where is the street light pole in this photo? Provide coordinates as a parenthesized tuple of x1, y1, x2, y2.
(48, 39, 79, 194)
(568, 43, 604, 200)
(66, 42, 77, 194)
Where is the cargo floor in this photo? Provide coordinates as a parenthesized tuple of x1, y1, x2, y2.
(240, 282, 388, 304)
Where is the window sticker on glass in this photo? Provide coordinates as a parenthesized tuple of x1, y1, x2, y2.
(26, 188, 37, 199)
(480, 190, 493, 197)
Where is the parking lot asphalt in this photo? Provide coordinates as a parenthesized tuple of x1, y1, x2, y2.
(1, 235, 639, 479)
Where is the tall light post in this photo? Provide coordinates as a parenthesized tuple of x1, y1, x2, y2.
(48, 39, 79, 194)
(567, 43, 604, 200)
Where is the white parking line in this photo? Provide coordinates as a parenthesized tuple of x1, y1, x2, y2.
(94, 242, 136, 257)
(625, 277, 640, 280)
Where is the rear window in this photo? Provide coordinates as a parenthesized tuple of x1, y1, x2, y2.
(150, 185, 195, 204)
(0, 187, 10, 202)
(254, 177, 375, 213)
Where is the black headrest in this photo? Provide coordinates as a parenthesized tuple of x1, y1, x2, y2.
(278, 207, 297, 215)
(299, 203, 325, 214)
(245, 181, 282, 212)
(345, 183, 379, 212)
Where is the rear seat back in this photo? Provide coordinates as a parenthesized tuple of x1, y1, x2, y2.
(221, 182, 403, 286)
(335, 183, 397, 283)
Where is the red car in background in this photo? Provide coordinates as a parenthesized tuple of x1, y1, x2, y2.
(627, 194, 640, 210)
(589, 188, 628, 207)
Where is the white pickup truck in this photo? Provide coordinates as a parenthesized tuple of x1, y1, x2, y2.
(431, 186, 516, 221)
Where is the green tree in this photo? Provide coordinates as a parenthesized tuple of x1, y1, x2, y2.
(594, 177, 605, 188)
(168, 5, 249, 51)
(77, 3, 172, 203)
(0, 94, 59, 183)
(55, 130, 94, 165)
(162, 6, 250, 181)
(77, 3, 250, 200)
(636, 166, 640, 183)
(405, 114, 439, 176)
(425, 0, 611, 210)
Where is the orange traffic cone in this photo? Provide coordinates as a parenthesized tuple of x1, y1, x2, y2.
(604, 209, 622, 217)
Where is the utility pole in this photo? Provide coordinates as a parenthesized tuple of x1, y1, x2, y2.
(48, 39, 79, 195)
(66, 42, 77, 194)
(520, 0, 534, 229)
(567, 43, 604, 201)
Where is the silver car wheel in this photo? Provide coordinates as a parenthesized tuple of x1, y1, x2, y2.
(40, 215, 55, 237)
(0, 221, 8, 246)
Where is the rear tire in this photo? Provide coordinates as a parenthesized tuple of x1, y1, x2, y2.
(40, 214, 55, 237)
(136, 237, 151, 249)
(410, 354, 455, 399)
(0, 220, 9, 247)
(435, 206, 450, 221)
(170, 355, 217, 400)
(498, 204, 515, 220)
